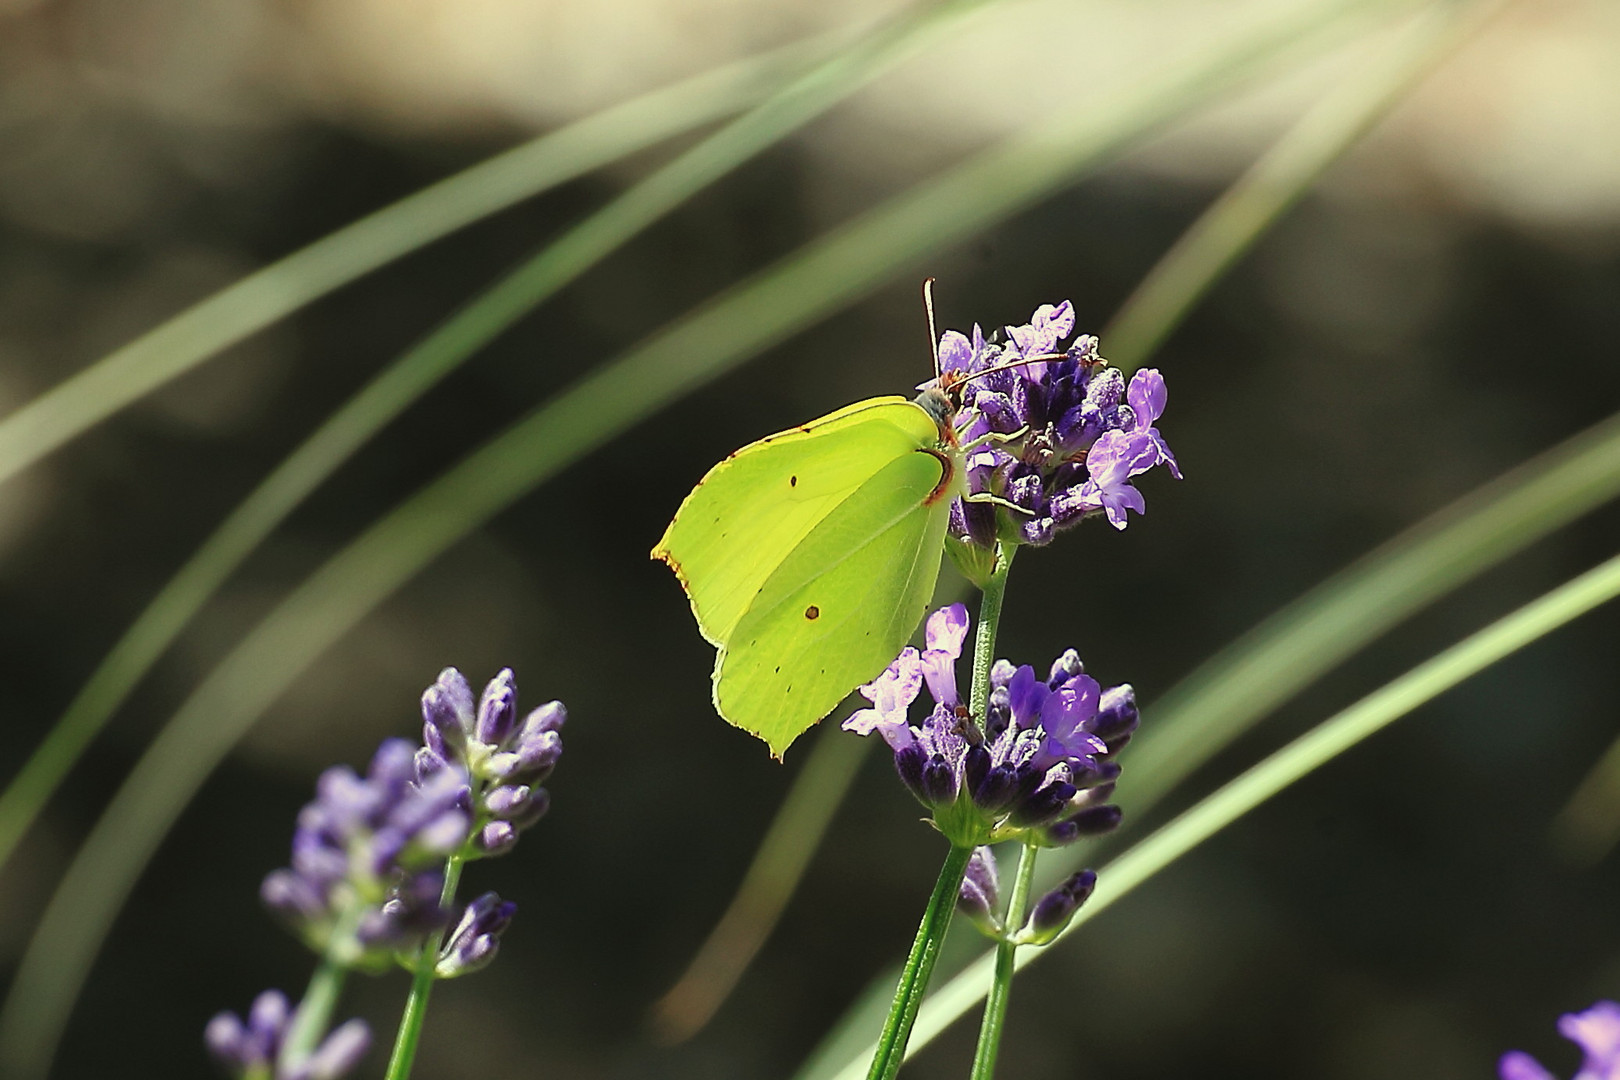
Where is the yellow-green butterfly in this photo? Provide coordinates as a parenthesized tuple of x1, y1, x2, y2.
(653, 378, 965, 757)
(652, 284, 1057, 757)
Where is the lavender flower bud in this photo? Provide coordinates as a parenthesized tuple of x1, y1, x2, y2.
(957, 846, 1001, 936)
(300, 1018, 371, 1080)
(894, 744, 928, 803)
(484, 784, 531, 818)
(1039, 804, 1123, 846)
(1046, 649, 1083, 687)
(1008, 780, 1077, 828)
(920, 754, 959, 806)
(1091, 684, 1139, 750)
(422, 668, 474, 749)
(1021, 870, 1097, 945)
(475, 669, 519, 745)
(205, 990, 369, 1080)
(435, 892, 517, 978)
(477, 820, 518, 857)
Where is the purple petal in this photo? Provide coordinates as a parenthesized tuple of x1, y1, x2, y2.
(924, 604, 971, 658)
(1126, 368, 1168, 428)
(1006, 665, 1048, 729)
(937, 330, 975, 375)
(1561, 1001, 1620, 1069)
(1039, 674, 1102, 754)
(1499, 1051, 1557, 1080)
(305, 1019, 371, 1080)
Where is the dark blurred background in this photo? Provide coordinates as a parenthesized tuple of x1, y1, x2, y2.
(0, 0, 1618, 1077)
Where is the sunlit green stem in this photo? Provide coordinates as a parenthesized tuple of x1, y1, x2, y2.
(383, 856, 466, 1080)
(967, 841, 1038, 1080)
(865, 541, 1019, 1079)
(864, 843, 973, 1080)
(970, 543, 1016, 719)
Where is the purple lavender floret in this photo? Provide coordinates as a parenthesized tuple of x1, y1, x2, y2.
(924, 301, 1180, 567)
(843, 603, 1136, 850)
(416, 668, 565, 857)
(205, 989, 370, 1080)
(1501, 1001, 1620, 1080)
(957, 845, 1002, 936)
(261, 740, 471, 969)
(1020, 869, 1097, 945)
(435, 892, 518, 978)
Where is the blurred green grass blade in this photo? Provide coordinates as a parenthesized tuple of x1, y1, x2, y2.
(1549, 731, 1620, 865)
(0, 0, 991, 883)
(648, 727, 870, 1045)
(1103, 0, 1508, 370)
(1128, 409, 1620, 812)
(0, 3, 1363, 1072)
(820, 551, 1620, 1079)
(0, 29, 848, 490)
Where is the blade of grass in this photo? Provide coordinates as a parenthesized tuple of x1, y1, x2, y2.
(1549, 733, 1620, 865)
(1103, 0, 1507, 370)
(702, 0, 1501, 1051)
(0, 0, 996, 880)
(818, 550, 1620, 1079)
(648, 726, 870, 1045)
(0, 27, 857, 490)
(0, 5, 1368, 1073)
(1127, 418, 1620, 815)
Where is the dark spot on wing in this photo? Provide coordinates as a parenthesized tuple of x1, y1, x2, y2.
(789, 475, 797, 487)
(805, 605, 820, 620)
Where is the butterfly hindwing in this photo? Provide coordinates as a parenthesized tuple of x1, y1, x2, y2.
(714, 446, 952, 756)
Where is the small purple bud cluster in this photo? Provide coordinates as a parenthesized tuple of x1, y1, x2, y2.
(260, 739, 471, 968)
(927, 301, 1180, 566)
(436, 892, 518, 978)
(844, 603, 1138, 850)
(416, 668, 565, 858)
(205, 990, 369, 1080)
(1021, 869, 1097, 945)
(1501, 1000, 1620, 1080)
(955, 848, 1097, 946)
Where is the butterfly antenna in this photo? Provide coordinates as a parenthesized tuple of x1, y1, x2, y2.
(955, 351, 1069, 388)
(923, 277, 940, 379)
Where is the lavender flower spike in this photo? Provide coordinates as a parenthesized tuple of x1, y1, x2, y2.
(1501, 1001, 1620, 1080)
(843, 604, 1136, 850)
(205, 990, 371, 1080)
(917, 301, 1182, 561)
(261, 739, 470, 968)
(416, 667, 565, 859)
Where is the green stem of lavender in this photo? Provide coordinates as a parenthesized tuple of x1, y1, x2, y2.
(864, 842, 973, 1080)
(865, 541, 1018, 1079)
(279, 902, 363, 1066)
(969, 542, 1016, 720)
(967, 840, 1038, 1080)
(383, 854, 466, 1080)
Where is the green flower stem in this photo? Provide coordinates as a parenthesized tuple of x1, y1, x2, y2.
(967, 841, 1038, 1080)
(969, 543, 1017, 719)
(279, 901, 364, 1066)
(865, 843, 974, 1080)
(383, 855, 466, 1080)
(866, 540, 1021, 1079)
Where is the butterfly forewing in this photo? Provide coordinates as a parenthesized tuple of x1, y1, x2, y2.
(652, 397, 936, 646)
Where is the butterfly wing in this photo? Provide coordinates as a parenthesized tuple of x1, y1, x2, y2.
(652, 396, 932, 646)
(715, 445, 953, 756)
